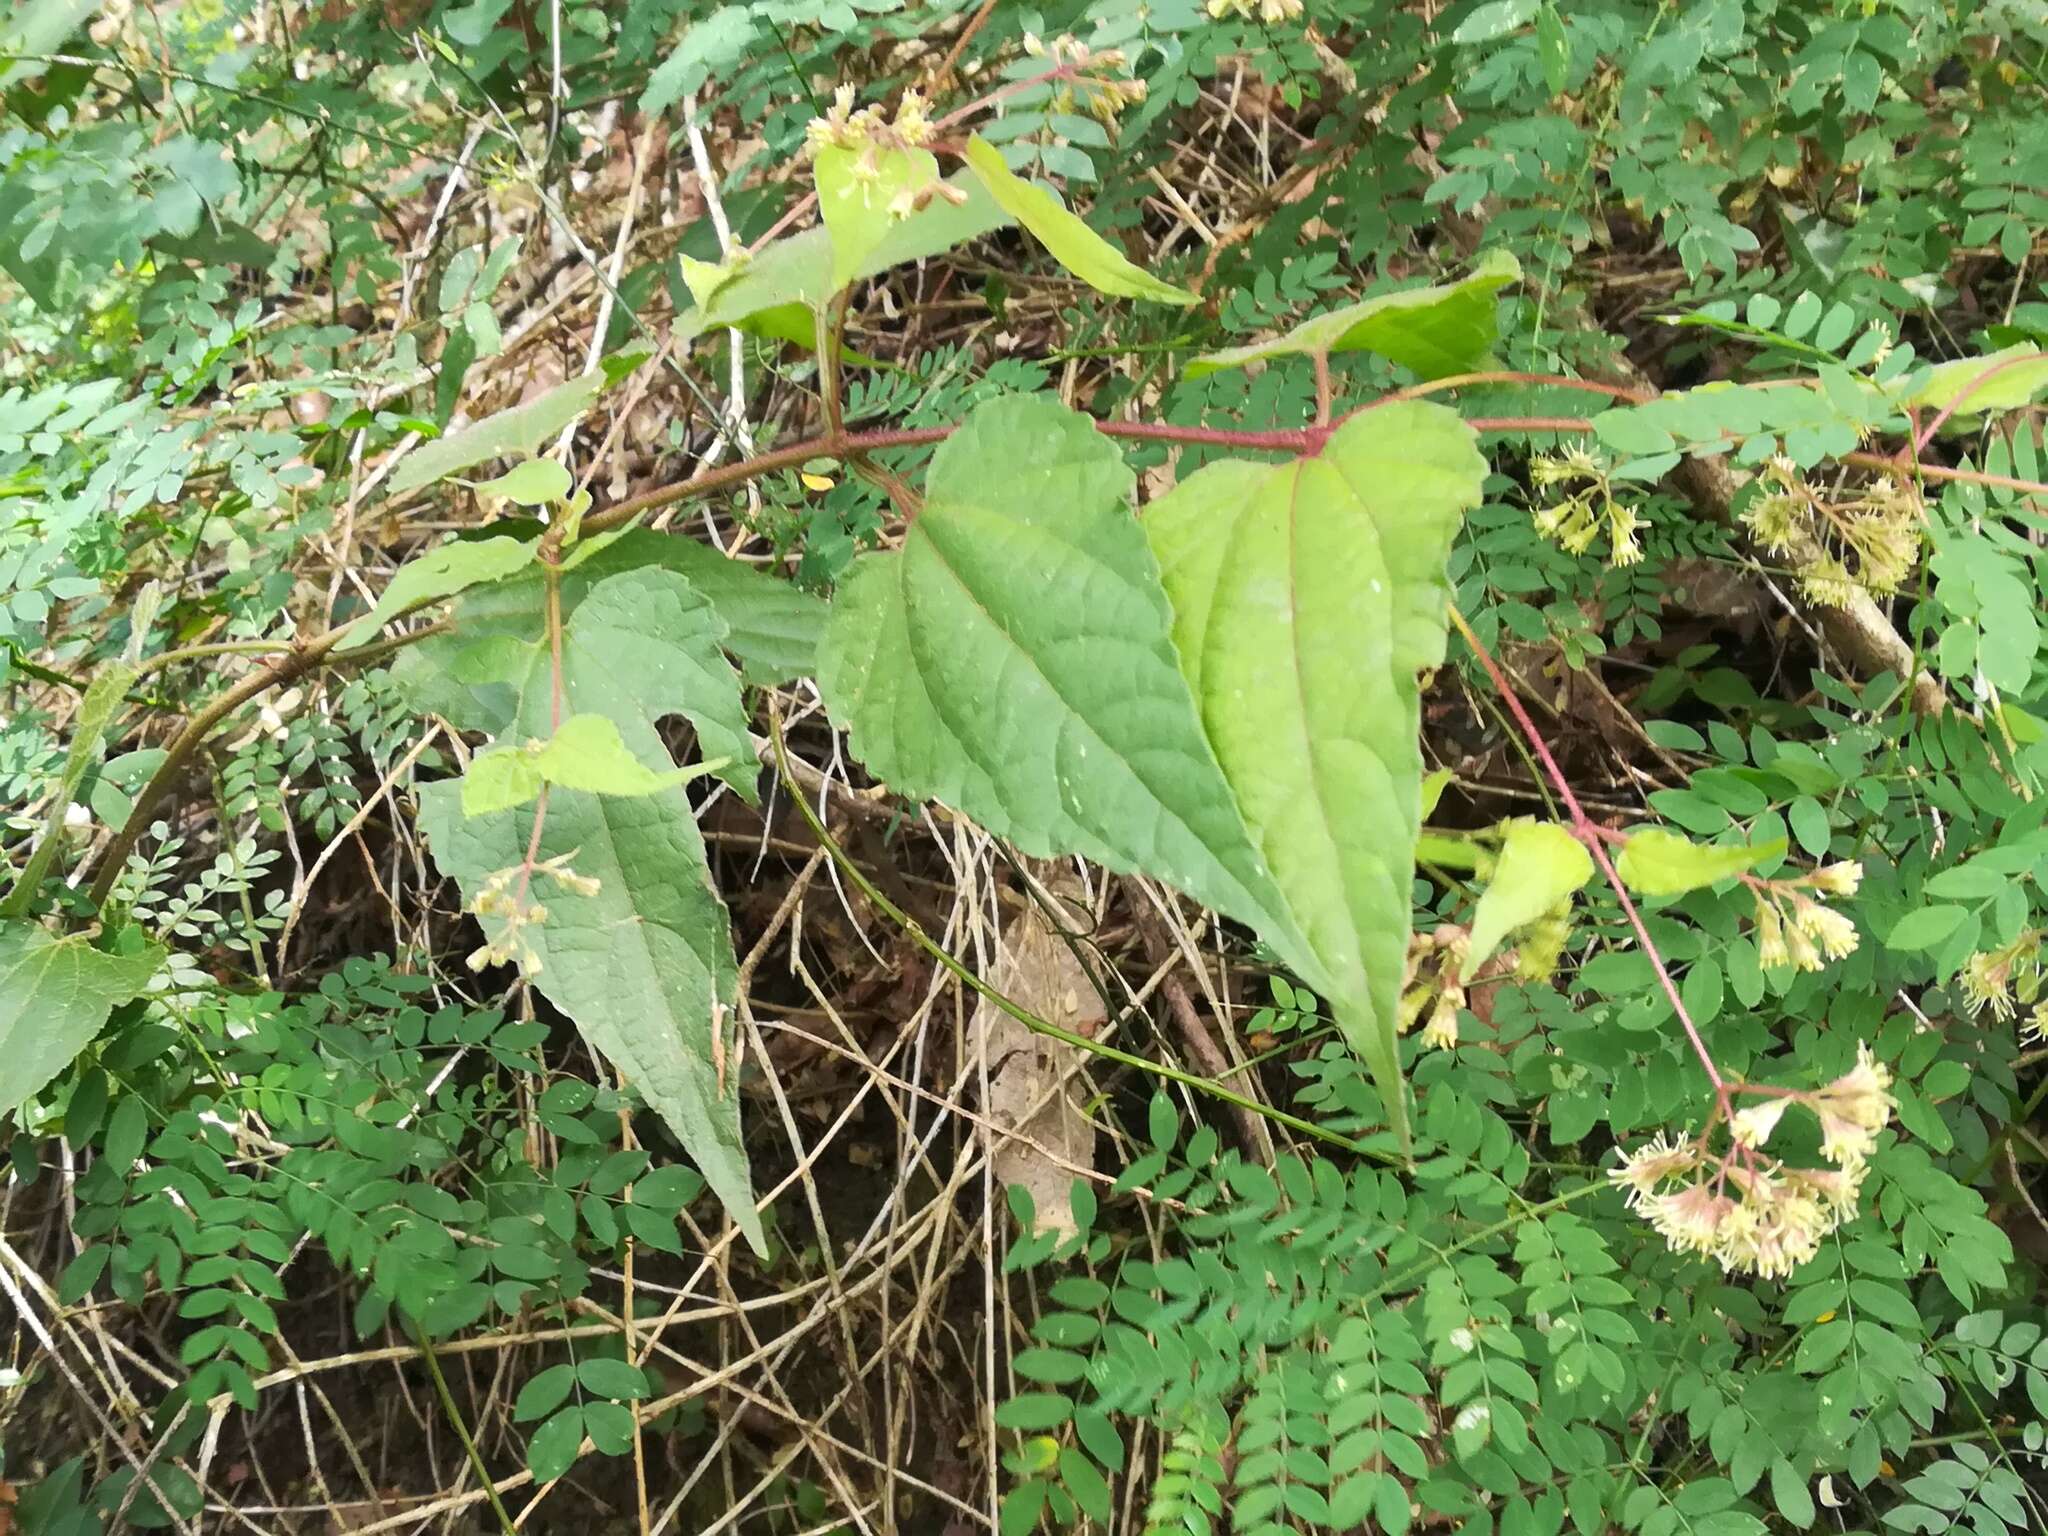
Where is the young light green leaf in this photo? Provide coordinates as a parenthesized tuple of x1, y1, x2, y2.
(336, 534, 536, 651)
(1900, 344, 2048, 418)
(819, 393, 1318, 990)
(2, 662, 136, 917)
(1184, 250, 1521, 381)
(1146, 401, 1487, 1149)
(389, 371, 604, 496)
(1461, 820, 1593, 981)
(460, 713, 712, 816)
(962, 137, 1198, 307)
(473, 458, 572, 506)
(675, 170, 1010, 344)
(815, 141, 942, 291)
(1616, 827, 1786, 895)
(0, 924, 164, 1114)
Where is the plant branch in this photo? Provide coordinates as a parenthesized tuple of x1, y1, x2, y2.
(1445, 603, 1727, 1096)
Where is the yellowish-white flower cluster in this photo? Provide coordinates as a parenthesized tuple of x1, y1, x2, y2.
(1207, 0, 1306, 20)
(1610, 1042, 1894, 1278)
(1751, 860, 1862, 973)
(804, 85, 936, 158)
(1741, 456, 1924, 610)
(1528, 447, 1644, 567)
(465, 852, 601, 978)
(1958, 929, 2043, 1022)
(1019, 35, 1148, 121)
(1396, 927, 1468, 1052)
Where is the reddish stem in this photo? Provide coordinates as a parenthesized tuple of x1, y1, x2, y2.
(1446, 604, 1727, 1095)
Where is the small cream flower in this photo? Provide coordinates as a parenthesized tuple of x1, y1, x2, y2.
(1755, 897, 1790, 970)
(1812, 1041, 1895, 1167)
(1608, 1132, 1701, 1209)
(1793, 898, 1859, 961)
(1730, 1096, 1793, 1150)
(1648, 1183, 1733, 1256)
(1421, 992, 1461, 1052)
(1809, 861, 1862, 897)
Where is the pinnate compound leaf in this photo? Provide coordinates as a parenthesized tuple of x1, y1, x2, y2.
(819, 393, 1315, 984)
(460, 713, 714, 816)
(1616, 827, 1786, 895)
(0, 925, 164, 1114)
(336, 534, 535, 652)
(1462, 820, 1592, 981)
(816, 142, 942, 290)
(1184, 251, 1521, 381)
(389, 370, 604, 496)
(962, 138, 1197, 307)
(1146, 401, 1486, 1148)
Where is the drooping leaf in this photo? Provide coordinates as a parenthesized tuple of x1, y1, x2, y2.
(391, 566, 763, 1249)
(1461, 820, 1593, 980)
(1145, 401, 1487, 1148)
(474, 458, 572, 506)
(1616, 827, 1786, 895)
(815, 141, 942, 290)
(461, 713, 716, 815)
(336, 534, 536, 651)
(961, 138, 1198, 307)
(819, 393, 1317, 986)
(1184, 251, 1522, 381)
(389, 371, 605, 496)
(0, 925, 164, 1115)
(3, 662, 136, 916)
(417, 779, 759, 1253)
(673, 170, 1011, 345)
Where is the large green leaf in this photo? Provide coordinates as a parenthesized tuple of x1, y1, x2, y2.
(391, 565, 764, 1251)
(962, 137, 1198, 307)
(674, 170, 1011, 345)
(818, 394, 1318, 986)
(426, 527, 826, 685)
(1184, 251, 1522, 380)
(0, 924, 164, 1115)
(390, 372, 605, 496)
(1145, 402, 1487, 1148)
(416, 781, 760, 1254)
